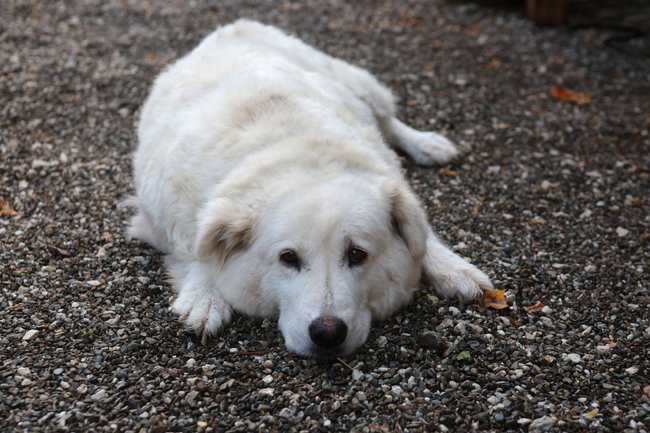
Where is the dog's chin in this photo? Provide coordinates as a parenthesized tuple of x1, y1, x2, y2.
(285, 340, 359, 359)
(286, 342, 358, 359)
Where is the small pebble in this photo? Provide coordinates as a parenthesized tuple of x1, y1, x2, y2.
(564, 353, 581, 363)
(417, 331, 448, 354)
(529, 416, 557, 431)
(258, 388, 275, 397)
(22, 330, 39, 341)
(91, 389, 107, 401)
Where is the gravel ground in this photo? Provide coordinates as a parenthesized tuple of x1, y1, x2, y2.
(1, 1, 649, 432)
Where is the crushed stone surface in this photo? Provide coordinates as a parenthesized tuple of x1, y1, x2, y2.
(1, 1, 648, 432)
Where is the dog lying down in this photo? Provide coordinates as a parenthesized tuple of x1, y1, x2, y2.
(129, 20, 493, 357)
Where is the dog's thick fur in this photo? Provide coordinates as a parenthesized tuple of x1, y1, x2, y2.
(129, 20, 492, 356)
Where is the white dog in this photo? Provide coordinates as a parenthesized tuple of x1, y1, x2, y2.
(129, 20, 493, 356)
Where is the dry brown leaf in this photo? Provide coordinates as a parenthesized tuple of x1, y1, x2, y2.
(541, 354, 555, 365)
(630, 197, 643, 207)
(49, 245, 71, 257)
(644, 384, 650, 398)
(482, 289, 508, 310)
(0, 197, 18, 217)
(438, 167, 456, 177)
(487, 59, 502, 69)
(398, 9, 424, 29)
(465, 25, 483, 37)
(551, 87, 592, 105)
(524, 301, 545, 313)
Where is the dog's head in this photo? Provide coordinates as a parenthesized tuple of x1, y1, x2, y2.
(195, 175, 428, 356)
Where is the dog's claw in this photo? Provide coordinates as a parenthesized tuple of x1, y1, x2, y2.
(200, 329, 209, 346)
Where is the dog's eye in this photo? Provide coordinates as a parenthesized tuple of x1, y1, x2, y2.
(280, 249, 301, 269)
(347, 247, 367, 266)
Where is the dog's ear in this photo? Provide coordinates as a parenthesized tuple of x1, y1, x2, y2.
(383, 180, 429, 260)
(195, 197, 256, 261)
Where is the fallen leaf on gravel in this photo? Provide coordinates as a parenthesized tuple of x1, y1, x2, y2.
(0, 197, 18, 217)
(541, 355, 555, 365)
(487, 58, 502, 69)
(551, 87, 592, 105)
(398, 9, 425, 29)
(456, 350, 471, 361)
(644, 384, 650, 398)
(585, 408, 599, 420)
(629, 197, 642, 207)
(482, 289, 508, 309)
(49, 245, 71, 257)
(438, 167, 456, 177)
(524, 301, 545, 313)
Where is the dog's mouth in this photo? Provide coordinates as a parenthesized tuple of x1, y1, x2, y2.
(309, 343, 349, 358)
(284, 335, 354, 359)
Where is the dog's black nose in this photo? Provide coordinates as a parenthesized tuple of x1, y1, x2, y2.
(308, 315, 348, 349)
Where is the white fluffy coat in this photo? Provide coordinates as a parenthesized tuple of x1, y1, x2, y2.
(130, 20, 492, 356)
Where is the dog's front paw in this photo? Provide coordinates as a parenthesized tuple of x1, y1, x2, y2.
(423, 253, 493, 302)
(172, 290, 232, 345)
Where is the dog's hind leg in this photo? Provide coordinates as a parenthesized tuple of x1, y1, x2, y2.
(166, 258, 233, 345)
(325, 59, 461, 166)
(381, 118, 461, 166)
(421, 230, 493, 302)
